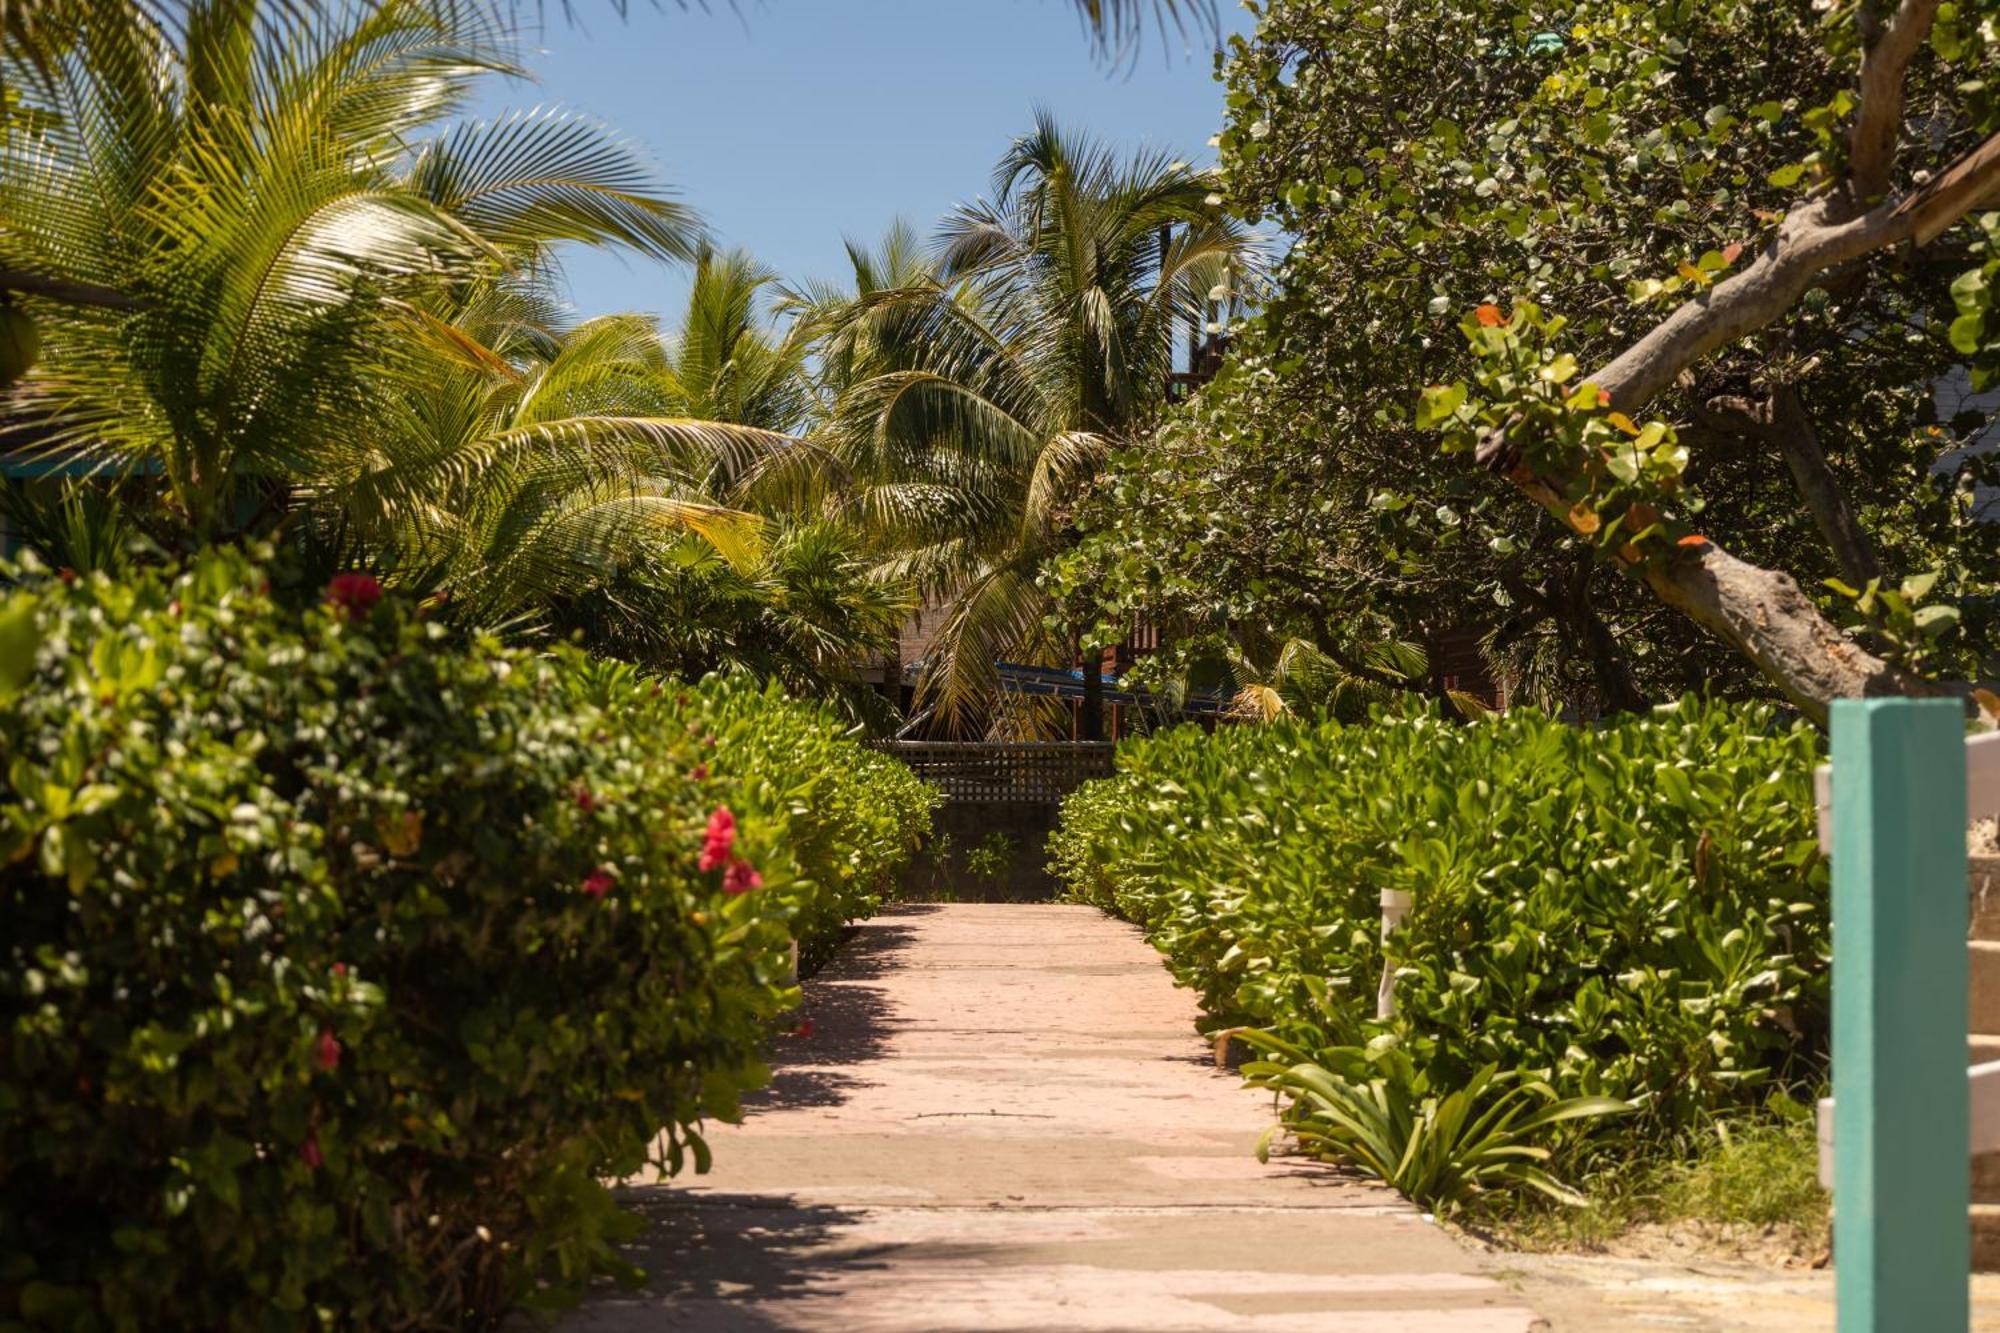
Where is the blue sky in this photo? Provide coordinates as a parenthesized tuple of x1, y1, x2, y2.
(477, 1, 1250, 323)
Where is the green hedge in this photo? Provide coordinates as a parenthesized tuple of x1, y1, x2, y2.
(1050, 701, 1829, 1145)
(0, 551, 932, 1330)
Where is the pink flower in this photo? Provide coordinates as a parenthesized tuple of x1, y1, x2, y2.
(325, 572, 383, 620)
(316, 1024, 342, 1073)
(690, 763, 708, 781)
(581, 866, 615, 899)
(699, 806, 736, 872)
(332, 962, 348, 979)
(300, 1131, 322, 1170)
(722, 857, 763, 896)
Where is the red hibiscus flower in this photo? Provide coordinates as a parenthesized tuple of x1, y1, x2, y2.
(581, 866, 615, 899)
(722, 857, 763, 896)
(324, 572, 383, 620)
(699, 806, 736, 871)
(316, 1024, 342, 1073)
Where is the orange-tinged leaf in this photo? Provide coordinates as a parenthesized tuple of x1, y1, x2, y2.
(1569, 501, 1602, 535)
(1677, 260, 1707, 284)
(1606, 411, 1640, 435)
(1624, 502, 1660, 530)
(1721, 242, 1744, 266)
(1597, 388, 1612, 407)
(1677, 533, 1710, 548)
(1475, 303, 1506, 327)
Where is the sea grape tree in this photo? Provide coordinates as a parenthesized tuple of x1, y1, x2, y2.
(1196, 0, 2000, 720)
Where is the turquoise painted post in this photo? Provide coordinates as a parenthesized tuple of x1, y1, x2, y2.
(1832, 698, 1968, 1331)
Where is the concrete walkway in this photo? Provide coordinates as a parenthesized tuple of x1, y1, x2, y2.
(566, 903, 1540, 1331)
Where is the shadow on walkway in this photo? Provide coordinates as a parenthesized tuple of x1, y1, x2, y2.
(590, 1192, 877, 1329)
(746, 917, 920, 1112)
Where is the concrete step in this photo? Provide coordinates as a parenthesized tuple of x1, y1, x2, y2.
(1973, 941, 2000, 1036)
(1973, 857, 2000, 941)
(1978, 1204, 2000, 1270)
(1974, 1151, 2000, 1202)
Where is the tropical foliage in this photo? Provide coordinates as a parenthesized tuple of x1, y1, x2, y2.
(0, 550, 931, 1329)
(803, 113, 1261, 733)
(1050, 700, 1829, 1209)
(1064, 0, 2000, 722)
(0, 0, 880, 692)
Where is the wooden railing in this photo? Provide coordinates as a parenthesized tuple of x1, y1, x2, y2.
(866, 741, 1114, 804)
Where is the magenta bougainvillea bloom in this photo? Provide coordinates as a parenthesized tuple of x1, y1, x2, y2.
(316, 1024, 342, 1073)
(581, 867, 615, 899)
(300, 1131, 323, 1170)
(722, 857, 763, 896)
(324, 572, 383, 620)
(699, 806, 736, 872)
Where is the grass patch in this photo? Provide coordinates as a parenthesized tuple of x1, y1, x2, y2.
(1483, 1108, 1830, 1262)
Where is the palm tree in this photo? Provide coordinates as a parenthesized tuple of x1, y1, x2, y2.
(0, 0, 724, 544)
(812, 112, 1262, 736)
(662, 247, 813, 437)
(529, 256, 914, 715)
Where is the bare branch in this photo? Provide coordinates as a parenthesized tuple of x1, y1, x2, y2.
(1693, 386, 1883, 586)
(1849, 0, 1941, 200)
(1893, 130, 2000, 244)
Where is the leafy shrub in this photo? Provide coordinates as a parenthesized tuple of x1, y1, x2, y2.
(964, 831, 1016, 883)
(0, 550, 929, 1329)
(1051, 700, 1828, 1201)
(682, 673, 936, 966)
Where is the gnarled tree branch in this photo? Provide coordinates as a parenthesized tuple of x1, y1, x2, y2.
(1596, 128, 2000, 412)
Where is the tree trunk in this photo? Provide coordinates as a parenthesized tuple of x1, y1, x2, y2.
(1080, 649, 1105, 741)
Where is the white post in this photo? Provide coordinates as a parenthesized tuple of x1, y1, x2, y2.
(1376, 889, 1413, 1020)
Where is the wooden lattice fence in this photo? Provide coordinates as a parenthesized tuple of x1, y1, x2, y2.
(867, 741, 1114, 805)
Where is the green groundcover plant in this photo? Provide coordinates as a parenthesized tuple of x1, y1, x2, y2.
(0, 549, 932, 1330)
(1050, 700, 1828, 1211)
